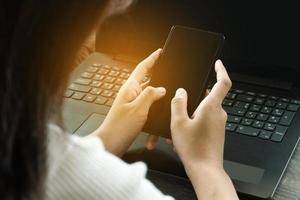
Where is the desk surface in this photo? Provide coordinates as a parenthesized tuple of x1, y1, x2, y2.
(128, 134, 300, 200)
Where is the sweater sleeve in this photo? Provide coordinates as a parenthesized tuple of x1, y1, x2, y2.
(45, 124, 174, 200)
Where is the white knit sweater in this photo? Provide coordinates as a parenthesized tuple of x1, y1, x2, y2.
(45, 124, 174, 200)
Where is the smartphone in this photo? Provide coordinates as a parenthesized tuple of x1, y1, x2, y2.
(144, 25, 225, 138)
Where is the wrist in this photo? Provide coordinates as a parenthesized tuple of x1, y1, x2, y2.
(183, 160, 226, 182)
(183, 161, 238, 200)
(184, 162, 232, 197)
(90, 122, 138, 156)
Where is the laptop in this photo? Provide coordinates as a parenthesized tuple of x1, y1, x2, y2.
(62, 0, 300, 199)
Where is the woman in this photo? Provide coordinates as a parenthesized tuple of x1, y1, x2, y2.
(0, 0, 238, 199)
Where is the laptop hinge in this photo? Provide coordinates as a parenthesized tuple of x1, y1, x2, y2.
(230, 73, 293, 91)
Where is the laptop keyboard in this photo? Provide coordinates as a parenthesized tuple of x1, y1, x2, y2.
(64, 64, 131, 107)
(65, 63, 300, 143)
(223, 89, 300, 142)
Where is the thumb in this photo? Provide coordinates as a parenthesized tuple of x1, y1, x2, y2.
(133, 86, 166, 112)
(171, 88, 189, 124)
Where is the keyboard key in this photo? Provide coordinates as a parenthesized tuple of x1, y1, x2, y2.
(101, 90, 114, 98)
(257, 113, 268, 121)
(227, 115, 242, 123)
(120, 72, 130, 79)
(261, 106, 272, 114)
(95, 97, 107, 105)
(271, 133, 284, 142)
(72, 92, 85, 100)
(87, 66, 98, 73)
(81, 72, 93, 79)
(104, 76, 116, 83)
(112, 66, 121, 71)
(234, 89, 244, 94)
(269, 96, 278, 100)
(272, 108, 284, 116)
(223, 99, 234, 106)
(108, 70, 120, 77)
(268, 116, 280, 123)
(246, 92, 256, 96)
(83, 94, 96, 102)
(252, 120, 264, 128)
(276, 102, 288, 109)
(279, 111, 295, 126)
(74, 78, 91, 85)
(249, 104, 261, 112)
(258, 94, 267, 98)
(259, 130, 272, 140)
(276, 125, 288, 134)
(90, 88, 102, 95)
(265, 100, 276, 107)
(271, 126, 288, 142)
(101, 83, 114, 90)
(234, 101, 250, 109)
(291, 99, 300, 105)
(226, 93, 237, 99)
(115, 78, 126, 85)
(236, 94, 254, 102)
(122, 68, 131, 73)
(112, 85, 121, 92)
(90, 81, 102, 88)
(279, 98, 290, 103)
(69, 84, 91, 93)
(223, 106, 246, 116)
(241, 118, 254, 126)
(64, 90, 74, 98)
(245, 111, 257, 119)
(93, 74, 105, 81)
(226, 123, 237, 131)
(237, 126, 260, 136)
(287, 104, 299, 112)
(92, 63, 102, 68)
(102, 65, 112, 69)
(254, 98, 265, 105)
(105, 98, 114, 107)
(264, 123, 276, 131)
(98, 68, 110, 75)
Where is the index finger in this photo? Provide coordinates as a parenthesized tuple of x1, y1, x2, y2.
(206, 60, 232, 104)
(129, 49, 162, 83)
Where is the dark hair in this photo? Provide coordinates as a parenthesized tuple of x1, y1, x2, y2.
(0, 1, 109, 199)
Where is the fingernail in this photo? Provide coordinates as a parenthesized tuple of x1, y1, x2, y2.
(216, 59, 223, 66)
(157, 87, 166, 95)
(146, 142, 154, 150)
(154, 48, 162, 54)
(175, 88, 186, 98)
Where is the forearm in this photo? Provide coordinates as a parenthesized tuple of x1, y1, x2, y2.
(185, 162, 239, 200)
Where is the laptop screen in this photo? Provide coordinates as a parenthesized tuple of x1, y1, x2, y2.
(96, 0, 300, 81)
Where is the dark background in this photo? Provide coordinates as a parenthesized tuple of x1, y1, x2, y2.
(96, 0, 300, 85)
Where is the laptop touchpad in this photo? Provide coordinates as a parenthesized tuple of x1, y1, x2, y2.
(74, 113, 106, 137)
(224, 160, 265, 184)
(63, 110, 90, 134)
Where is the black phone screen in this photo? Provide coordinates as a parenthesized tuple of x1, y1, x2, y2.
(144, 26, 225, 138)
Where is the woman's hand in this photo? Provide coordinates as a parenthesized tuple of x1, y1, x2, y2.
(92, 49, 166, 156)
(170, 60, 238, 199)
(171, 60, 231, 169)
